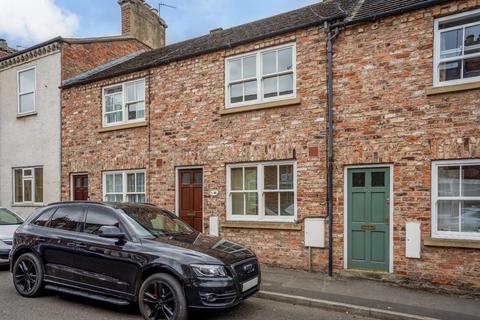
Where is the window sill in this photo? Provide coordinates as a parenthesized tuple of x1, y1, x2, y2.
(426, 81, 480, 95)
(424, 236, 480, 249)
(219, 97, 301, 115)
(12, 203, 44, 208)
(17, 111, 37, 119)
(222, 221, 301, 231)
(98, 121, 148, 133)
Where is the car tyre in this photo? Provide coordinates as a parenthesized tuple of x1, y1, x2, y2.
(138, 273, 187, 320)
(12, 253, 44, 297)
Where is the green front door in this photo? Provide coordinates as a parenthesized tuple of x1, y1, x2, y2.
(347, 167, 390, 271)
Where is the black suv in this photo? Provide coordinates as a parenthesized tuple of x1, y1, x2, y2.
(10, 202, 260, 320)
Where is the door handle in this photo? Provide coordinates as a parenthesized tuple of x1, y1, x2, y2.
(76, 243, 87, 249)
(67, 242, 76, 247)
(37, 237, 47, 243)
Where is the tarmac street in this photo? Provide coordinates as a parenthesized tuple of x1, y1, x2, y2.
(0, 267, 370, 320)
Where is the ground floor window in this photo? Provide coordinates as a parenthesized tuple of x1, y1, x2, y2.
(432, 160, 480, 240)
(13, 167, 43, 204)
(226, 161, 296, 222)
(103, 170, 146, 203)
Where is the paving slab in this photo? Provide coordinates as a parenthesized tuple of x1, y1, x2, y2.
(259, 266, 480, 320)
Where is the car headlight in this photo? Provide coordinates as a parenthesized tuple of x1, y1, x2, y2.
(191, 264, 227, 278)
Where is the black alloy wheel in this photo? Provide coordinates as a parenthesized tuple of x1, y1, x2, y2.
(139, 274, 187, 320)
(13, 253, 43, 297)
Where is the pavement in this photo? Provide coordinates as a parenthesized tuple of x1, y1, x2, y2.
(259, 266, 480, 320)
(0, 267, 369, 320)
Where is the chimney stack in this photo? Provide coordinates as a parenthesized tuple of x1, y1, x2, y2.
(0, 39, 7, 50)
(118, 0, 167, 49)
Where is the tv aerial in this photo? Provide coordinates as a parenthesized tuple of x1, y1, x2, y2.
(158, 2, 176, 18)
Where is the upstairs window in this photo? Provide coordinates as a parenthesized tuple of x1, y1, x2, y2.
(17, 67, 36, 114)
(102, 79, 145, 126)
(225, 43, 296, 108)
(434, 9, 480, 86)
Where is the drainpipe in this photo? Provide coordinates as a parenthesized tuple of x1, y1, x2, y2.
(325, 21, 340, 277)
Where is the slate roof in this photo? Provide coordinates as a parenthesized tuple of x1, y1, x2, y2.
(63, 0, 358, 87)
(349, 0, 450, 22)
(64, 0, 449, 87)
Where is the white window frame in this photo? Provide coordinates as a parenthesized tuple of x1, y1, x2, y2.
(225, 43, 296, 108)
(12, 166, 43, 206)
(433, 9, 480, 87)
(226, 161, 297, 222)
(103, 169, 146, 203)
(102, 78, 145, 127)
(17, 67, 36, 115)
(431, 159, 480, 240)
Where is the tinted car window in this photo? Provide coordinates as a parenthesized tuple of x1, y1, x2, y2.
(49, 206, 84, 231)
(33, 208, 57, 227)
(0, 208, 23, 225)
(84, 206, 121, 235)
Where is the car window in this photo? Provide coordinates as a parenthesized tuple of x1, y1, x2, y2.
(84, 206, 121, 235)
(0, 208, 23, 225)
(32, 208, 57, 227)
(49, 206, 85, 231)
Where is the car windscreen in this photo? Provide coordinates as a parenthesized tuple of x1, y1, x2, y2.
(0, 208, 23, 225)
(119, 206, 194, 238)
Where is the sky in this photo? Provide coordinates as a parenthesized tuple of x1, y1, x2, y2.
(0, 0, 318, 50)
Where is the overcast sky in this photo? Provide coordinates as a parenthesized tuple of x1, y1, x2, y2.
(0, 0, 318, 50)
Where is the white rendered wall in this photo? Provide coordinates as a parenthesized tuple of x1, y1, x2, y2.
(0, 52, 61, 218)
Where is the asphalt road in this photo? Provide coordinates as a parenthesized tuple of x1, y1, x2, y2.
(0, 267, 370, 320)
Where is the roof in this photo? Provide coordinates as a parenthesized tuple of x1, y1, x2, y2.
(64, 0, 450, 88)
(348, 0, 449, 22)
(63, 0, 358, 87)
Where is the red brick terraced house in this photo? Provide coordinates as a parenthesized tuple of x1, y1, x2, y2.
(61, 0, 480, 295)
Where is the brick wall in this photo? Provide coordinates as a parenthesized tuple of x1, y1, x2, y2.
(333, 0, 480, 293)
(61, 39, 150, 81)
(61, 0, 480, 295)
(61, 26, 329, 271)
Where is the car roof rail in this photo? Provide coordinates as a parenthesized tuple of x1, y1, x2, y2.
(46, 200, 107, 206)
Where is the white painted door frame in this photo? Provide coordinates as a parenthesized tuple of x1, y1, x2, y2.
(70, 172, 88, 201)
(174, 166, 205, 233)
(343, 164, 394, 273)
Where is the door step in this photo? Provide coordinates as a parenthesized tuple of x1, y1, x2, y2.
(341, 269, 393, 281)
(44, 284, 130, 306)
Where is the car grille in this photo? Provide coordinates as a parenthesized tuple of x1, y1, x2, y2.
(232, 259, 259, 283)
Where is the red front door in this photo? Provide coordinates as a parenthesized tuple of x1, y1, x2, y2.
(178, 169, 203, 232)
(73, 175, 88, 200)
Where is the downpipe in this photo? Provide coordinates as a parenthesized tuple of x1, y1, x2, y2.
(325, 22, 340, 277)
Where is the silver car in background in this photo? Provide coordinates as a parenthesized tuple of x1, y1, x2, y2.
(0, 208, 24, 266)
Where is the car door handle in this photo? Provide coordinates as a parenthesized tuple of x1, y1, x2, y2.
(76, 243, 87, 249)
(37, 237, 47, 243)
(67, 242, 76, 247)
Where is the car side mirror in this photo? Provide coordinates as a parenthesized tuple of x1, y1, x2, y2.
(98, 226, 126, 240)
